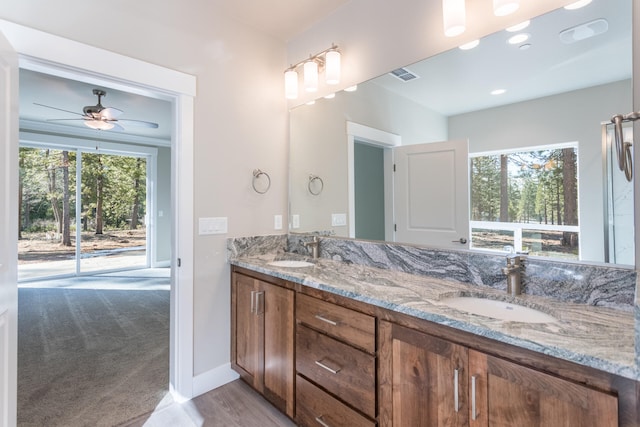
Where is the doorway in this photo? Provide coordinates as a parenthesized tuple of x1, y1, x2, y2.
(0, 20, 197, 413)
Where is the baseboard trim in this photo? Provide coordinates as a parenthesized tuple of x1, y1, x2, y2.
(192, 363, 239, 398)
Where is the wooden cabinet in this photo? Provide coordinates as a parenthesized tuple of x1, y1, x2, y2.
(296, 293, 377, 426)
(379, 320, 619, 427)
(469, 350, 618, 427)
(231, 271, 295, 418)
(379, 320, 468, 427)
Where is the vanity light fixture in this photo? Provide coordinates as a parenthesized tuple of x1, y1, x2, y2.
(443, 0, 466, 37)
(564, 0, 592, 10)
(493, 0, 520, 16)
(284, 44, 341, 99)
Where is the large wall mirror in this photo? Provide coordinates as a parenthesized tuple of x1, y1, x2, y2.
(289, 0, 633, 266)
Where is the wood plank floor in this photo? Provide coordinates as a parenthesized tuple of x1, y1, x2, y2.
(122, 380, 297, 427)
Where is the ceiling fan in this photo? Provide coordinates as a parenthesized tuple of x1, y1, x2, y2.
(35, 88, 159, 131)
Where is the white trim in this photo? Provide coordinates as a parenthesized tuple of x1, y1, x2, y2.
(346, 121, 400, 239)
(20, 133, 159, 156)
(470, 220, 580, 233)
(469, 141, 578, 157)
(20, 118, 171, 147)
(191, 363, 240, 399)
(1, 21, 197, 402)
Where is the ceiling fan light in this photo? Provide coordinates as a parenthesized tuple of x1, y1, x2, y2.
(443, 0, 466, 37)
(304, 60, 319, 92)
(284, 69, 299, 99)
(85, 120, 114, 130)
(493, 0, 519, 16)
(325, 50, 341, 85)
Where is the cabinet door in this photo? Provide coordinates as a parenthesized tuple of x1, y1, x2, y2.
(469, 350, 618, 427)
(262, 281, 295, 418)
(379, 321, 468, 427)
(233, 274, 263, 390)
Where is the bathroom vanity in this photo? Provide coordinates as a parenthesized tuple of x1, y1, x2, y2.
(229, 236, 640, 427)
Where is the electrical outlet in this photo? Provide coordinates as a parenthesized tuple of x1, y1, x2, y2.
(198, 217, 228, 235)
(274, 215, 283, 230)
(331, 213, 347, 226)
(292, 214, 300, 229)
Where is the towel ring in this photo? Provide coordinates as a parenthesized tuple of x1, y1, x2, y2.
(252, 169, 271, 194)
(308, 174, 324, 195)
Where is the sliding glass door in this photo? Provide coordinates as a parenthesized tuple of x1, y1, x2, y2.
(18, 143, 154, 281)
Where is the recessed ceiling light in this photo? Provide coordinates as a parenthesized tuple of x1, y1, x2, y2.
(491, 89, 506, 95)
(459, 40, 480, 50)
(324, 93, 336, 99)
(508, 33, 530, 45)
(564, 0, 592, 10)
(506, 20, 530, 32)
(344, 85, 358, 92)
(306, 100, 316, 105)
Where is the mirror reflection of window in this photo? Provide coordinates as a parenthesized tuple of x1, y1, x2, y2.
(470, 144, 579, 259)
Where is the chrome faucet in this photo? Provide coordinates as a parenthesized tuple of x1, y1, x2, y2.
(502, 255, 525, 296)
(303, 236, 320, 259)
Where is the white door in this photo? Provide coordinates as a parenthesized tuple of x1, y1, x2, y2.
(394, 140, 469, 249)
(0, 30, 18, 427)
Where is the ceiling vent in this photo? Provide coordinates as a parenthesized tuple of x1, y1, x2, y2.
(559, 18, 608, 44)
(389, 67, 420, 82)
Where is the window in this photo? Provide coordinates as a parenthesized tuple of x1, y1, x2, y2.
(469, 144, 579, 259)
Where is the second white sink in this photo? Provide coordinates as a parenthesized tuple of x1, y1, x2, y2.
(268, 260, 314, 268)
(440, 296, 557, 323)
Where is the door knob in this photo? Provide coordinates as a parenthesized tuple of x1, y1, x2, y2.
(452, 238, 467, 244)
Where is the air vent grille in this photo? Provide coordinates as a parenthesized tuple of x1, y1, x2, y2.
(389, 67, 420, 82)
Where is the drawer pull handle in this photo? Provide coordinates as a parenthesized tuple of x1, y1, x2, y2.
(454, 368, 460, 413)
(471, 375, 477, 421)
(315, 359, 341, 374)
(314, 314, 338, 326)
(315, 415, 331, 427)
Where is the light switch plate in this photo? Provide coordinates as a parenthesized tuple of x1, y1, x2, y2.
(199, 217, 228, 235)
(332, 213, 347, 226)
(292, 214, 300, 229)
(274, 215, 283, 230)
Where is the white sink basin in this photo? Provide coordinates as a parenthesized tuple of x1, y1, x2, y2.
(267, 260, 314, 268)
(440, 296, 557, 323)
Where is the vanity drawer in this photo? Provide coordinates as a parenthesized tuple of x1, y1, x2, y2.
(296, 375, 376, 427)
(297, 293, 375, 353)
(297, 324, 376, 418)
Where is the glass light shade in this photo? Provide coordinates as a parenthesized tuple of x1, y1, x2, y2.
(84, 120, 114, 130)
(284, 69, 298, 99)
(564, 0, 592, 10)
(443, 0, 465, 37)
(325, 50, 341, 85)
(304, 60, 319, 92)
(493, 0, 519, 16)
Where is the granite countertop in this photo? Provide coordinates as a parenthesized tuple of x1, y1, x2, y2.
(229, 253, 638, 381)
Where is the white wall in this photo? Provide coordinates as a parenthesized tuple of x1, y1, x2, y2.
(0, 0, 288, 379)
(290, 79, 445, 234)
(449, 80, 632, 263)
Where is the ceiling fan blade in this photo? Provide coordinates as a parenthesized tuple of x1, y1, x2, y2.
(47, 118, 89, 122)
(117, 119, 159, 129)
(100, 107, 123, 120)
(111, 122, 125, 131)
(34, 102, 84, 117)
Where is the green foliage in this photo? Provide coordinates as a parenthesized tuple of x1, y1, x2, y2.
(20, 147, 146, 232)
(471, 147, 578, 226)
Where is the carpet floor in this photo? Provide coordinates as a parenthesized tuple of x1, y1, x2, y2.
(18, 282, 170, 426)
